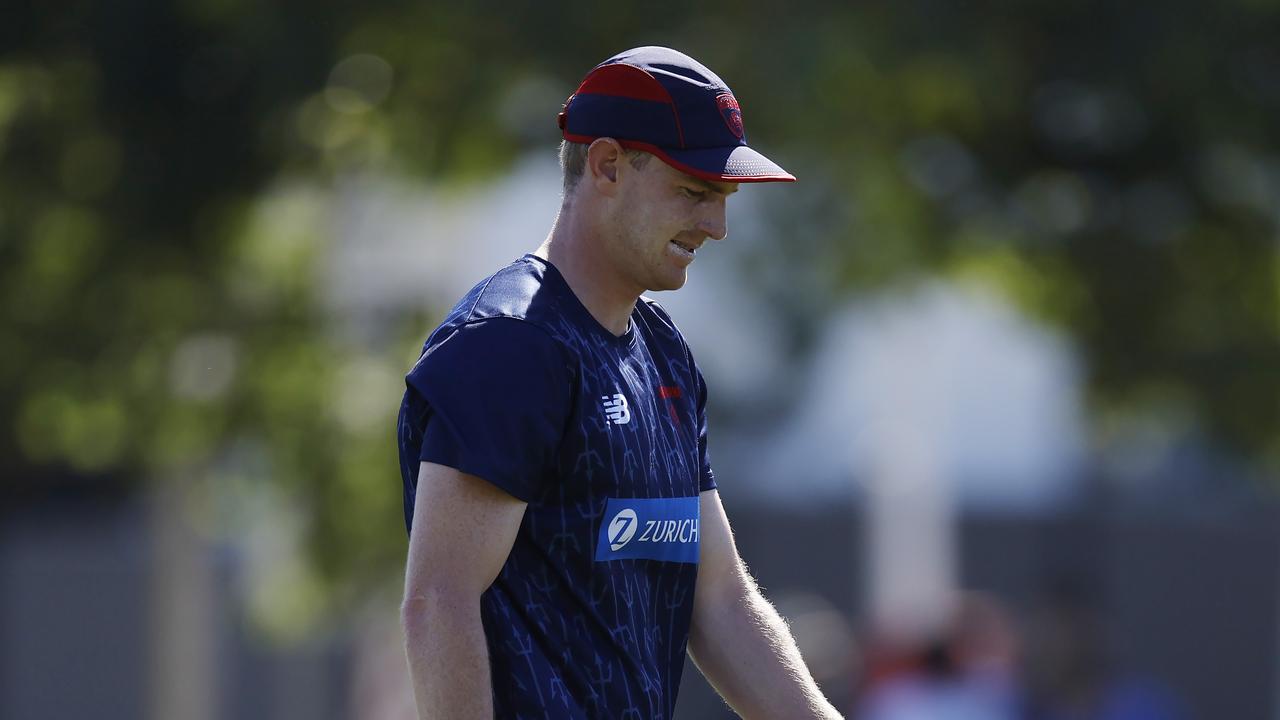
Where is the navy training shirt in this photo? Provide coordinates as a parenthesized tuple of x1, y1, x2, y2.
(397, 254, 715, 719)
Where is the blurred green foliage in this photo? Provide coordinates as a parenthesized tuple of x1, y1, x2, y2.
(2, 1, 1278, 625)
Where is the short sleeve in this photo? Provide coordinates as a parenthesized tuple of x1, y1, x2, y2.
(694, 365, 716, 492)
(406, 318, 572, 502)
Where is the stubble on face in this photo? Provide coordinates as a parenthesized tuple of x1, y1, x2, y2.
(604, 157, 701, 294)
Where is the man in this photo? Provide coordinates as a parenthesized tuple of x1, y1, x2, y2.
(397, 46, 842, 719)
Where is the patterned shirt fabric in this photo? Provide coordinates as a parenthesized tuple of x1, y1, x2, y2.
(397, 254, 715, 719)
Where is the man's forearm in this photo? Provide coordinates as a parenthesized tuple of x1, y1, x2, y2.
(401, 591, 493, 719)
(688, 576, 842, 720)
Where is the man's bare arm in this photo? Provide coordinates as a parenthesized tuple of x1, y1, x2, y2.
(688, 489, 843, 720)
(401, 461, 527, 720)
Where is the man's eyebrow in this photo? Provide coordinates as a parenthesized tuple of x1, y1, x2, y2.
(683, 176, 738, 196)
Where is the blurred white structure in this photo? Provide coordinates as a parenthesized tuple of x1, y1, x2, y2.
(324, 157, 561, 318)
(760, 281, 1085, 637)
(762, 281, 1085, 509)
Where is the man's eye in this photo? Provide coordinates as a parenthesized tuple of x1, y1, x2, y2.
(679, 187, 705, 199)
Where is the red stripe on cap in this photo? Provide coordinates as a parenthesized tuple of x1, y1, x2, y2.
(562, 133, 796, 183)
(669, 102, 686, 150)
(576, 64, 673, 103)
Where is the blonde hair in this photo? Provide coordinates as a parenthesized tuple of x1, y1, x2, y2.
(559, 140, 652, 194)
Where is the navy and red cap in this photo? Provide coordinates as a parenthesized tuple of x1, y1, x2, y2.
(558, 46, 796, 183)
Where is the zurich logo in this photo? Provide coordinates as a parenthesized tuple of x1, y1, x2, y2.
(607, 509, 639, 551)
(595, 498, 700, 564)
(601, 393, 631, 425)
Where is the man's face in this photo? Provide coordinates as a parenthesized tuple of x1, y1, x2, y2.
(605, 154, 737, 293)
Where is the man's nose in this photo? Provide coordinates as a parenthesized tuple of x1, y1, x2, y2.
(697, 200, 728, 241)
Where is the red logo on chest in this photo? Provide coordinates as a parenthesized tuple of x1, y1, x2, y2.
(659, 385, 683, 425)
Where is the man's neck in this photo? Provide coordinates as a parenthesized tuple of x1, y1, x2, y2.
(536, 206, 639, 337)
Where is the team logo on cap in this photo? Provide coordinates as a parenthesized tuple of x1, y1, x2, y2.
(716, 93, 744, 139)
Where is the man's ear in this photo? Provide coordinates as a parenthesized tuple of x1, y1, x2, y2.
(587, 138, 624, 197)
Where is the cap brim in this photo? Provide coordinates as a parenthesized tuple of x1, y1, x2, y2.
(617, 141, 796, 183)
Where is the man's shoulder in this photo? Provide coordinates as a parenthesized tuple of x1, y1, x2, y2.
(442, 255, 565, 333)
(411, 258, 573, 384)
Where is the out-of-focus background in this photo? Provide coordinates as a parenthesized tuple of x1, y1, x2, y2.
(3, 2, 1279, 719)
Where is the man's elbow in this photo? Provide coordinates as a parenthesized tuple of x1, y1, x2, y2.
(401, 591, 429, 628)
(400, 584, 476, 640)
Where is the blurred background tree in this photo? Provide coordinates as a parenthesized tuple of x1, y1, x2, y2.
(2, 0, 1277, 627)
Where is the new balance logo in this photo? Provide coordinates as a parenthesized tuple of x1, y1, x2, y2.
(601, 393, 631, 425)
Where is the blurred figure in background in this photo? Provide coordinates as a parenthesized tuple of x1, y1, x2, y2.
(1020, 585, 1186, 720)
(856, 591, 1022, 720)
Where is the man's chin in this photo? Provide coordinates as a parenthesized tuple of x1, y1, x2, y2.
(650, 272, 688, 293)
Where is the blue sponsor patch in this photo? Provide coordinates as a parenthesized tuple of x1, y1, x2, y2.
(595, 497, 700, 564)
